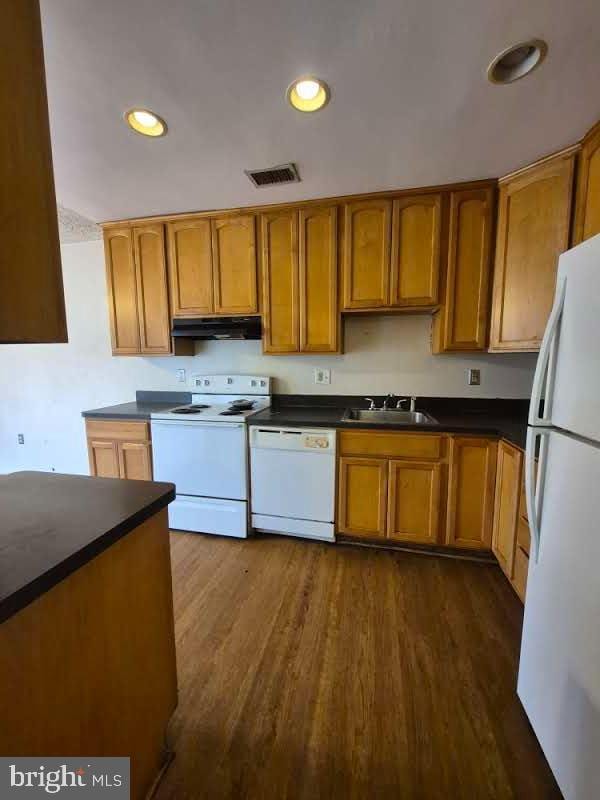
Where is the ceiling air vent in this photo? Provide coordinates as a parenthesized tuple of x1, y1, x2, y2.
(245, 163, 300, 188)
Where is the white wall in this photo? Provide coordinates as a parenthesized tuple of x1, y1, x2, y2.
(0, 240, 537, 474)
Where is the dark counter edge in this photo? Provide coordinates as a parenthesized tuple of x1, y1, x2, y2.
(0, 481, 175, 625)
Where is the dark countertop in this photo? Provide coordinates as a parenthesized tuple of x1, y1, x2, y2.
(248, 397, 529, 450)
(81, 392, 529, 449)
(0, 471, 175, 624)
(82, 390, 192, 420)
(82, 400, 179, 420)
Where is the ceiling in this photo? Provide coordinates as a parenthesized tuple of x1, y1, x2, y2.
(41, 0, 600, 223)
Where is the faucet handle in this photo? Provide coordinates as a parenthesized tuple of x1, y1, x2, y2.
(365, 397, 376, 410)
(396, 396, 417, 411)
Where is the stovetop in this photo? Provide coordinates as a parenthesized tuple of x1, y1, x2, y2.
(150, 394, 271, 423)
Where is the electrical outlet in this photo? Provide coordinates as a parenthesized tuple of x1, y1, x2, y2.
(17, 433, 24, 444)
(176, 369, 186, 383)
(468, 369, 481, 386)
(314, 368, 331, 385)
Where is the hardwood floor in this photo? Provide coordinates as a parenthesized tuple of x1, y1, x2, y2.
(155, 532, 562, 800)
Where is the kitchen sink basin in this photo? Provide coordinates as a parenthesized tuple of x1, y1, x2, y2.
(341, 409, 438, 425)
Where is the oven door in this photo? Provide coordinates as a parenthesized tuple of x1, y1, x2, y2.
(151, 420, 247, 500)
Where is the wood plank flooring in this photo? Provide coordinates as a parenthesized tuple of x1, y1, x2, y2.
(155, 532, 562, 800)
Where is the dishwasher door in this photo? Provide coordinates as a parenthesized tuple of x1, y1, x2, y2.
(250, 427, 336, 528)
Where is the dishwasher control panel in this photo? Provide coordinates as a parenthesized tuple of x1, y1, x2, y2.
(251, 427, 336, 453)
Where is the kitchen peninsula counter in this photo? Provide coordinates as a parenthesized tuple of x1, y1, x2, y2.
(0, 471, 177, 800)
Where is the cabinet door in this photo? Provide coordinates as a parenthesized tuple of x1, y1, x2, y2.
(212, 215, 258, 314)
(133, 224, 172, 354)
(434, 187, 494, 352)
(390, 194, 441, 307)
(299, 206, 339, 352)
(338, 457, 387, 538)
(167, 219, 214, 316)
(104, 228, 140, 354)
(118, 442, 153, 481)
(342, 199, 392, 309)
(261, 210, 299, 353)
(387, 460, 442, 544)
(492, 441, 523, 578)
(446, 437, 497, 549)
(490, 150, 575, 351)
(88, 439, 120, 478)
(0, 0, 67, 344)
(573, 121, 600, 244)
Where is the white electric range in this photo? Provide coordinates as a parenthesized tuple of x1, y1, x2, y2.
(151, 375, 271, 538)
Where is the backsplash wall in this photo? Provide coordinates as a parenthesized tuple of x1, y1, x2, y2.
(0, 240, 537, 473)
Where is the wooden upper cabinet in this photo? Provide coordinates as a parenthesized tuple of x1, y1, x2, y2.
(433, 186, 495, 352)
(0, 0, 67, 344)
(490, 149, 576, 352)
(387, 459, 442, 544)
(104, 228, 140, 354)
(342, 199, 392, 309)
(133, 224, 172, 354)
(261, 210, 299, 353)
(445, 437, 497, 549)
(338, 457, 388, 538)
(167, 219, 214, 316)
(299, 206, 338, 352)
(390, 194, 441, 307)
(212, 215, 258, 314)
(574, 120, 600, 244)
(492, 441, 523, 578)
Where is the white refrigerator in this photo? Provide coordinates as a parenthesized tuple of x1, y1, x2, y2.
(518, 233, 600, 799)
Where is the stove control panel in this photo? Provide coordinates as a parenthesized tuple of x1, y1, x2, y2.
(191, 374, 271, 395)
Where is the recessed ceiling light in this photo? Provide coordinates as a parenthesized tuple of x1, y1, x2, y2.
(287, 76, 330, 112)
(487, 39, 548, 84)
(124, 108, 167, 137)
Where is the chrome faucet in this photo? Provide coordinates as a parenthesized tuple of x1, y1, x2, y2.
(382, 393, 396, 410)
(365, 397, 377, 410)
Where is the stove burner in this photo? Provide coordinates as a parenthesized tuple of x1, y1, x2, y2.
(189, 404, 211, 409)
(219, 409, 242, 416)
(171, 404, 210, 415)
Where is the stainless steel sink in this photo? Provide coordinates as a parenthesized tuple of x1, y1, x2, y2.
(341, 409, 438, 425)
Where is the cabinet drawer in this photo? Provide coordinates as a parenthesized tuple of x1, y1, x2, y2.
(516, 516, 531, 556)
(85, 419, 150, 442)
(512, 545, 529, 603)
(339, 430, 444, 460)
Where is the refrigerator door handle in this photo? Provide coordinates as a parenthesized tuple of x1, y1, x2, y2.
(529, 276, 567, 426)
(526, 428, 550, 563)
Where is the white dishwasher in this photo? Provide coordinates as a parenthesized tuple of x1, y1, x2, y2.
(250, 427, 336, 542)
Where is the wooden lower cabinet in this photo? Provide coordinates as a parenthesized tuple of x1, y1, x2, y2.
(337, 457, 388, 538)
(337, 430, 505, 550)
(445, 437, 497, 549)
(337, 432, 446, 545)
(492, 440, 524, 580)
(387, 460, 442, 544)
(86, 419, 152, 481)
(88, 439, 120, 479)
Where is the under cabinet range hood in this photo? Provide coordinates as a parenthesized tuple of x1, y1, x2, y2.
(171, 317, 262, 341)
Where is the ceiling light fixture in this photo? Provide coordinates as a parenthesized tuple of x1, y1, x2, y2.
(487, 39, 548, 84)
(124, 108, 168, 137)
(287, 76, 330, 112)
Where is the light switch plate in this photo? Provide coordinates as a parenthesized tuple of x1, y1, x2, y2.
(314, 368, 331, 385)
(176, 369, 186, 383)
(468, 368, 481, 386)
